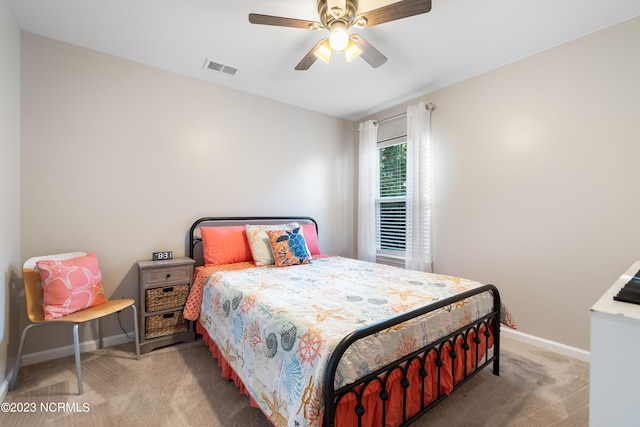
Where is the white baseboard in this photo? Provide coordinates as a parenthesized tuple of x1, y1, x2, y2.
(501, 327, 590, 363)
(19, 331, 136, 367)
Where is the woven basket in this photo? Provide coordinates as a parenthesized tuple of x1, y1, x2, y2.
(145, 284, 189, 312)
(145, 311, 188, 339)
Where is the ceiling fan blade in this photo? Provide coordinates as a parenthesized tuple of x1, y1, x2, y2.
(357, 0, 431, 28)
(249, 13, 323, 30)
(295, 39, 328, 71)
(350, 35, 387, 68)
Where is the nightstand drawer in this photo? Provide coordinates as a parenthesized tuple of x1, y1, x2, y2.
(145, 284, 189, 312)
(145, 311, 188, 339)
(141, 265, 191, 285)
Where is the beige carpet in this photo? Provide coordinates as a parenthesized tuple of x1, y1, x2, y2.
(2, 335, 589, 426)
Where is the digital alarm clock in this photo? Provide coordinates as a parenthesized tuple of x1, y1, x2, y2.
(152, 251, 173, 261)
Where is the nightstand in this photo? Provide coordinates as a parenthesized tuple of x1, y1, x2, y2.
(137, 257, 195, 354)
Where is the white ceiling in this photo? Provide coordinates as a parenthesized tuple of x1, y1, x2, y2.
(9, 0, 640, 121)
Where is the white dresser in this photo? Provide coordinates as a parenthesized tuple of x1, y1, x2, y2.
(590, 260, 640, 426)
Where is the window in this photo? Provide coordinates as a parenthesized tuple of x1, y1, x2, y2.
(376, 137, 407, 263)
(361, 103, 432, 270)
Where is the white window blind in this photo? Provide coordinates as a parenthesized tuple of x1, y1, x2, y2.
(376, 135, 407, 262)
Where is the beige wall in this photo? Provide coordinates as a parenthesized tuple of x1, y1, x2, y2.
(0, 0, 21, 389)
(363, 16, 640, 350)
(19, 33, 355, 355)
(10, 11, 640, 362)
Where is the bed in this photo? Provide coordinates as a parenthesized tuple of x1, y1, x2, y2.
(184, 216, 514, 427)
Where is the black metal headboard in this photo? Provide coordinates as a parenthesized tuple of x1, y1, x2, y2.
(187, 216, 318, 267)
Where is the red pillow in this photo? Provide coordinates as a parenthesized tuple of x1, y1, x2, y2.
(36, 252, 107, 320)
(301, 223, 321, 255)
(201, 226, 253, 265)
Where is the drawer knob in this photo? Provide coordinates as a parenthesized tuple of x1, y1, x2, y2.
(166, 273, 171, 279)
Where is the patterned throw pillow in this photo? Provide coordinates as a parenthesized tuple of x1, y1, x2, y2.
(265, 227, 311, 267)
(36, 252, 107, 320)
(245, 222, 306, 266)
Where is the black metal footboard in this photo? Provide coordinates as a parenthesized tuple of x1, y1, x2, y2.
(323, 285, 501, 427)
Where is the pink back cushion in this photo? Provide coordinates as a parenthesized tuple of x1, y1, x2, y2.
(201, 226, 253, 265)
(36, 252, 107, 320)
(301, 223, 321, 255)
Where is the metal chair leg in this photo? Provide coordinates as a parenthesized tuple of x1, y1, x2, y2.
(72, 323, 83, 395)
(98, 316, 104, 349)
(131, 304, 140, 360)
(11, 307, 139, 395)
(9, 323, 38, 391)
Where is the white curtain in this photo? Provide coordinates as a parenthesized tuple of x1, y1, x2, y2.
(405, 102, 433, 272)
(358, 120, 378, 262)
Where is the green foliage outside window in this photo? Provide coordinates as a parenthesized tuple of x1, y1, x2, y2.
(378, 143, 407, 251)
(379, 143, 407, 196)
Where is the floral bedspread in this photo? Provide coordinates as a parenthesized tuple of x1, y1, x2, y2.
(197, 256, 512, 427)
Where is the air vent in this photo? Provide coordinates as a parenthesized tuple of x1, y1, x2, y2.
(203, 59, 238, 77)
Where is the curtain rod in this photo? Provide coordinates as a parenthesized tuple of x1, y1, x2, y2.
(374, 102, 436, 126)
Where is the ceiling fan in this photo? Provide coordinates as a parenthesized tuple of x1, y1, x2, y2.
(248, 0, 432, 70)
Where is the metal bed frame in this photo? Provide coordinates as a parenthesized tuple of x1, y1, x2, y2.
(188, 216, 500, 427)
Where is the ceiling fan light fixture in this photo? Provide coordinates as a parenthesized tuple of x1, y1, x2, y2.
(314, 39, 333, 64)
(328, 21, 349, 51)
(250, 0, 431, 70)
(344, 39, 362, 62)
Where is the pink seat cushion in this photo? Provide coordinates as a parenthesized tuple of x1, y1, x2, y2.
(36, 252, 107, 320)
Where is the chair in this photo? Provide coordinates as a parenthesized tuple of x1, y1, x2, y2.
(9, 252, 140, 395)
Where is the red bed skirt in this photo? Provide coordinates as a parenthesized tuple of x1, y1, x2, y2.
(197, 320, 494, 427)
(196, 321, 265, 412)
